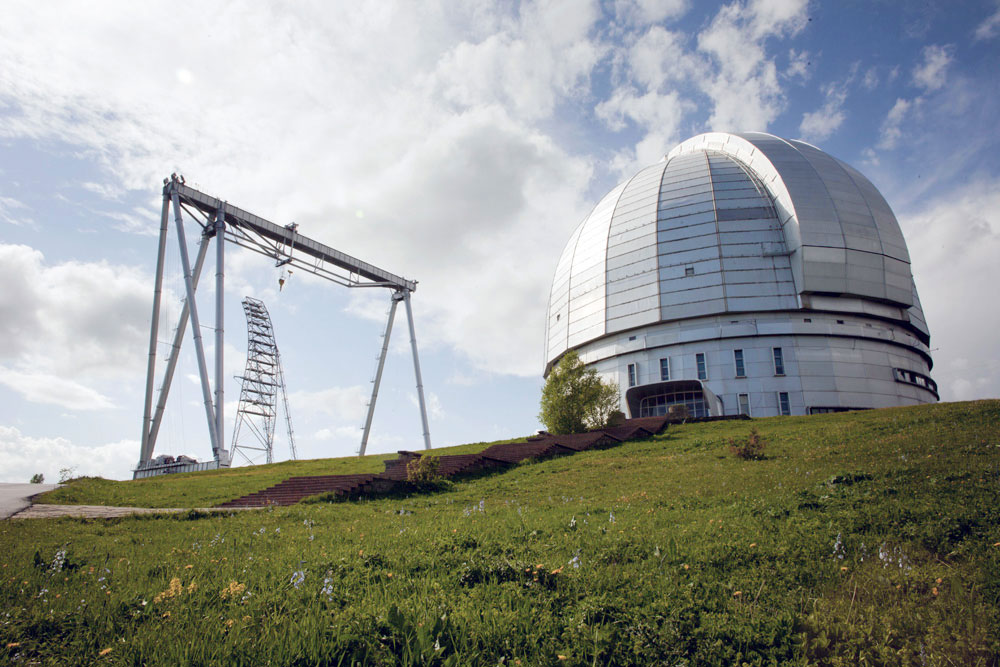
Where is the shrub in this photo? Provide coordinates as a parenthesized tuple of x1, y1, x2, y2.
(729, 427, 767, 460)
(667, 404, 690, 422)
(29, 473, 44, 484)
(405, 456, 441, 484)
(539, 350, 621, 434)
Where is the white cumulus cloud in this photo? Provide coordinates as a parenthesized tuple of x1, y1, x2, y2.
(911, 44, 954, 92)
(0, 425, 137, 482)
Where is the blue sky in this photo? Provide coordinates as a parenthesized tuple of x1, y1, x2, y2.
(1, 0, 998, 482)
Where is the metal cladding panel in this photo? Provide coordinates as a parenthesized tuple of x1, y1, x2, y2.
(608, 272, 661, 299)
(907, 280, 930, 340)
(546, 181, 625, 364)
(660, 284, 725, 307)
(545, 220, 580, 361)
(564, 183, 622, 348)
(606, 163, 665, 332)
(606, 243, 658, 272)
(606, 308, 659, 333)
(668, 133, 917, 308)
(837, 159, 910, 263)
(726, 267, 795, 284)
(661, 298, 727, 321)
(728, 295, 799, 310)
(660, 271, 726, 291)
(660, 256, 722, 275)
(607, 294, 661, 319)
(656, 214, 716, 235)
(657, 233, 720, 256)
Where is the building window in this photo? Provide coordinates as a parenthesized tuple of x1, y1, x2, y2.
(778, 391, 791, 416)
(659, 357, 670, 381)
(772, 347, 785, 376)
(627, 363, 637, 387)
(696, 353, 707, 380)
(892, 367, 938, 398)
(640, 391, 708, 418)
(734, 349, 745, 377)
(738, 393, 750, 416)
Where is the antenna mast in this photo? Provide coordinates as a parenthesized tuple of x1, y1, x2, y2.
(231, 297, 295, 465)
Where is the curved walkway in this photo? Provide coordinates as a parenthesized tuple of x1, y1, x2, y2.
(2, 483, 248, 520)
(0, 483, 60, 519)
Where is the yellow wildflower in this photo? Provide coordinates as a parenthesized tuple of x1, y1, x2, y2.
(220, 581, 246, 600)
(154, 577, 184, 603)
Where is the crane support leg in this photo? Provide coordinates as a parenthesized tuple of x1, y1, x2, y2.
(359, 293, 400, 456)
(172, 191, 219, 457)
(404, 290, 432, 450)
(139, 194, 170, 465)
(144, 234, 211, 462)
(214, 205, 228, 465)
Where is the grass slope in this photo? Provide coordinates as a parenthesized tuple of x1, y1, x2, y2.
(36, 438, 522, 508)
(3, 400, 1000, 666)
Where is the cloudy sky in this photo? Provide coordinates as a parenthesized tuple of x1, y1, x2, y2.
(1, 0, 998, 483)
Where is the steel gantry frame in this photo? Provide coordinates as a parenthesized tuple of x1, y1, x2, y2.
(136, 174, 431, 477)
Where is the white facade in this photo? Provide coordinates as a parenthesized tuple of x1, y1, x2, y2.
(544, 132, 936, 418)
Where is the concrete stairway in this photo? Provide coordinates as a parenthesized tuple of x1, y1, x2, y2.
(217, 473, 380, 508)
(216, 416, 690, 508)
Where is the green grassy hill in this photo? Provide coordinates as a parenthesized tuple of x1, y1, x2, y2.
(4, 400, 999, 665)
(35, 438, 520, 508)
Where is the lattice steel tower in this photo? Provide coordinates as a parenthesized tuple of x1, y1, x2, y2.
(230, 297, 296, 465)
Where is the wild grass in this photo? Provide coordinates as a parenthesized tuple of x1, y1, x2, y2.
(3, 400, 999, 665)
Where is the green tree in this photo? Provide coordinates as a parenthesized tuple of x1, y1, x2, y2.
(29, 473, 44, 484)
(539, 350, 621, 434)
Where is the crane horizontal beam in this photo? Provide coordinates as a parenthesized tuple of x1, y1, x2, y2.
(169, 181, 416, 292)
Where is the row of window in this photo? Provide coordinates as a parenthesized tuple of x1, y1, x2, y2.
(737, 391, 792, 416)
(626, 347, 786, 386)
(638, 390, 792, 417)
(892, 368, 939, 396)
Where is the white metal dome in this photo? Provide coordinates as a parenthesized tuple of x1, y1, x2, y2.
(545, 131, 929, 371)
(544, 132, 935, 417)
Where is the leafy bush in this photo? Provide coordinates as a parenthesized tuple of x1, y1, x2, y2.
(667, 404, 690, 422)
(729, 427, 767, 460)
(29, 473, 44, 484)
(539, 350, 621, 434)
(405, 455, 441, 484)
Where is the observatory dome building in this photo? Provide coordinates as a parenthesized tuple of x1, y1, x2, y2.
(544, 132, 936, 418)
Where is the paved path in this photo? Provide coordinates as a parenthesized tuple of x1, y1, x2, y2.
(1, 484, 254, 520)
(12, 504, 195, 519)
(10, 504, 256, 519)
(0, 483, 60, 519)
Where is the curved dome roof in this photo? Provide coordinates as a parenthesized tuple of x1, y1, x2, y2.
(545, 132, 927, 369)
